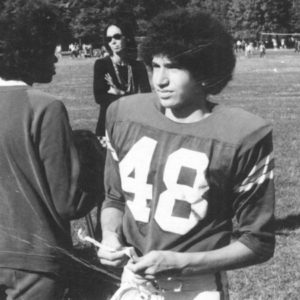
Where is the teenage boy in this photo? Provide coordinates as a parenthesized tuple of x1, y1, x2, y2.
(98, 9, 275, 300)
(0, 1, 101, 299)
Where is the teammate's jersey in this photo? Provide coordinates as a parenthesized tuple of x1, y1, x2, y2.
(103, 93, 275, 258)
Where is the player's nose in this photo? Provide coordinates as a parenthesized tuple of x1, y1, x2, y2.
(154, 68, 169, 87)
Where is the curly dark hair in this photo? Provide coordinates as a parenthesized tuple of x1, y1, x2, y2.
(0, 0, 63, 84)
(103, 16, 137, 60)
(140, 9, 236, 95)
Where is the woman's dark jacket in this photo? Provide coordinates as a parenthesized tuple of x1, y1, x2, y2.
(93, 56, 151, 136)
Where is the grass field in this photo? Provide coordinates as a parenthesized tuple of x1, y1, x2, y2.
(36, 49, 300, 299)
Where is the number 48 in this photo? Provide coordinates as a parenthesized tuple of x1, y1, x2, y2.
(119, 136, 209, 235)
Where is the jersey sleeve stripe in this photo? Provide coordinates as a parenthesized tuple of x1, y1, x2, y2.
(236, 170, 274, 193)
(234, 153, 274, 193)
(240, 155, 274, 186)
(247, 153, 274, 178)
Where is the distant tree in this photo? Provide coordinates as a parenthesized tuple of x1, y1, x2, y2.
(133, 0, 187, 20)
(56, 0, 298, 46)
(186, 0, 231, 24)
(228, 0, 292, 39)
(227, 0, 258, 39)
(68, 0, 136, 45)
(69, 0, 105, 44)
(51, 0, 75, 46)
(133, 0, 189, 35)
(265, 0, 292, 32)
(67, 0, 190, 40)
(290, 0, 300, 32)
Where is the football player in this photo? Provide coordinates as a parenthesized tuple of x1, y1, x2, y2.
(0, 1, 103, 299)
(97, 9, 275, 300)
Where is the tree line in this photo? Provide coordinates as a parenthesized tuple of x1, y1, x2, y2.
(21, 0, 300, 46)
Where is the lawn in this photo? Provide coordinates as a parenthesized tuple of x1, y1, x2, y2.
(36, 49, 300, 299)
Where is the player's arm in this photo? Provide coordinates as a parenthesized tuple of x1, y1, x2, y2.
(98, 206, 128, 267)
(231, 126, 275, 261)
(127, 240, 258, 278)
(98, 152, 128, 267)
(181, 239, 265, 274)
(97, 114, 129, 267)
(100, 129, 125, 246)
(39, 101, 95, 220)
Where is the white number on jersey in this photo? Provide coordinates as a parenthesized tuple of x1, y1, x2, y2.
(119, 137, 209, 235)
(119, 137, 157, 222)
(155, 148, 209, 234)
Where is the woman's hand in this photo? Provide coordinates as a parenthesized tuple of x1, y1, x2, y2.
(105, 73, 125, 95)
(104, 73, 115, 87)
(107, 86, 125, 95)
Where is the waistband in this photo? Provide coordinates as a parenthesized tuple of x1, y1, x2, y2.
(154, 272, 227, 293)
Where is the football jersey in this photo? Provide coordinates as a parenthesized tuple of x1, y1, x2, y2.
(103, 93, 275, 258)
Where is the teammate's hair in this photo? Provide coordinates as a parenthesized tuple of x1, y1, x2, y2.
(140, 8, 236, 95)
(103, 16, 137, 60)
(0, 0, 63, 84)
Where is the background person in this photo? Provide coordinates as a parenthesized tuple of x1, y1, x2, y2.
(93, 16, 151, 139)
(259, 41, 266, 57)
(0, 1, 103, 299)
(97, 8, 275, 300)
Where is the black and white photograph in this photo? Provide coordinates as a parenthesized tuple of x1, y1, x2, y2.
(0, 0, 299, 299)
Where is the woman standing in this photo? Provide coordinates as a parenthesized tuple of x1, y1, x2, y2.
(93, 18, 151, 138)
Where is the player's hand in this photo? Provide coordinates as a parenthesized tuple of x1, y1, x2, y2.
(127, 250, 182, 279)
(97, 232, 129, 267)
(121, 265, 149, 285)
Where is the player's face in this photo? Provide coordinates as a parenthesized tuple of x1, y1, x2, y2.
(152, 55, 201, 112)
(106, 25, 126, 55)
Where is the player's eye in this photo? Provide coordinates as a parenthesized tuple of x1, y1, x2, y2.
(165, 62, 182, 69)
(151, 62, 160, 69)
